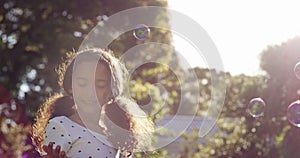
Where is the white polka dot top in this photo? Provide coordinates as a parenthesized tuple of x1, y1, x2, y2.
(43, 116, 117, 158)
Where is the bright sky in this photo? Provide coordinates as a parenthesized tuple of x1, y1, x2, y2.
(168, 0, 300, 76)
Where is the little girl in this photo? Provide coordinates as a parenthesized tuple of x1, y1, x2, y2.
(32, 48, 153, 158)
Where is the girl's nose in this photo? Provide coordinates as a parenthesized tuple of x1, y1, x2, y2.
(86, 86, 96, 98)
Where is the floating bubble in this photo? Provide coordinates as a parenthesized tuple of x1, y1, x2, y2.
(287, 100, 300, 127)
(294, 61, 300, 80)
(133, 24, 150, 40)
(248, 98, 265, 118)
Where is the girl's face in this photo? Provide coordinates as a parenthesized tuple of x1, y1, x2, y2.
(73, 61, 112, 113)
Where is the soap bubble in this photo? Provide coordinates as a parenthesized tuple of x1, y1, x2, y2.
(248, 98, 265, 118)
(133, 24, 150, 40)
(294, 61, 300, 80)
(287, 100, 300, 127)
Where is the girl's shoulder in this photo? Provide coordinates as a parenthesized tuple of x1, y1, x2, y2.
(45, 116, 71, 135)
(46, 116, 75, 132)
(48, 116, 107, 140)
(47, 116, 82, 132)
(49, 115, 70, 122)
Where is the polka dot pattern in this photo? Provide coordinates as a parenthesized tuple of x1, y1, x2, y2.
(43, 116, 117, 158)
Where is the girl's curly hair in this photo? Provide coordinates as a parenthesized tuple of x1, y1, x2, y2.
(100, 96, 154, 153)
(32, 48, 153, 154)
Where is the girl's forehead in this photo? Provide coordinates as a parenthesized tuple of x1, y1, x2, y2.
(74, 61, 111, 77)
(96, 63, 111, 77)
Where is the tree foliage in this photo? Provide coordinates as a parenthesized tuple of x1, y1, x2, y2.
(175, 37, 300, 158)
(1, 0, 180, 157)
(0, 0, 181, 120)
(2, 0, 300, 157)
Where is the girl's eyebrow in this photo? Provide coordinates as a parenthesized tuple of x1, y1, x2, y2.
(75, 77, 87, 80)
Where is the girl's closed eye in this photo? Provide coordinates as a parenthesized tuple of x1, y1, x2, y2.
(96, 80, 108, 88)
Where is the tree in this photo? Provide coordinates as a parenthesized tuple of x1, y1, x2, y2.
(260, 36, 300, 158)
(175, 36, 300, 158)
(177, 68, 266, 158)
(1, 0, 183, 157)
(0, 0, 182, 120)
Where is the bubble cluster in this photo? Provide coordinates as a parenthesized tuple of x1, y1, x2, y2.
(287, 100, 300, 127)
(248, 98, 265, 118)
(133, 24, 150, 40)
(294, 61, 300, 80)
